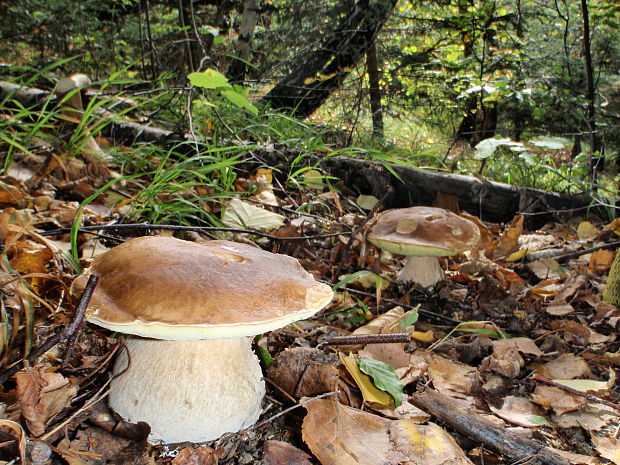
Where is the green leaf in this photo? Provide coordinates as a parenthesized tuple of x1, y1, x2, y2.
(188, 69, 231, 89)
(220, 88, 258, 115)
(357, 358, 404, 407)
(399, 307, 419, 328)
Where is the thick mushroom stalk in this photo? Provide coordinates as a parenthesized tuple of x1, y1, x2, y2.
(399, 255, 444, 288)
(111, 337, 264, 444)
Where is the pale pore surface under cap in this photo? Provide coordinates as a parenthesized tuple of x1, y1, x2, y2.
(110, 337, 265, 444)
(71, 236, 334, 339)
(368, 206, 480, 257)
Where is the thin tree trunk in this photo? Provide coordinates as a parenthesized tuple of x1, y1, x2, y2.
(260, 0, 397, 118)
(366, 41, 384, 140)
(227, 0, 261, 83)
(580, 0, 601, 176)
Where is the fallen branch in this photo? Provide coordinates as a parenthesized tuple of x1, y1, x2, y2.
(409, 388, 570, 465)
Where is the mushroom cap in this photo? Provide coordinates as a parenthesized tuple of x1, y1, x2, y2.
(368, 206, 480, 257)
(71, 236, 334, 340)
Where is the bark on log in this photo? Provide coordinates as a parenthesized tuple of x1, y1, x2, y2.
(320, 156, 591, 226)
(410, 388, 570, 465)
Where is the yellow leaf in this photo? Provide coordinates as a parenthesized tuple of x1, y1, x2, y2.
(341, 353, 393, 408)
(576, 221, 599, 240)
(411, 330, 434, 343)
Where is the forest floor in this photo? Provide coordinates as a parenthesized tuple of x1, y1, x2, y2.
(0, 100, 619, 465)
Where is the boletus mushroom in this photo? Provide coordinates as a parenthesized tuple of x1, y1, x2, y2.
(71, 236, 333, 443)
(368, 206, 480, 288)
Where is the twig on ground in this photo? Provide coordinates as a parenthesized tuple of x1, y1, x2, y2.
(325, 282, 462, 324)
(321, 333, 411, 346)
(553, 240, 620, 263)
(531, 374, 620, 412)
(0, 275, 99, 385)
(37, 223, 348, 242)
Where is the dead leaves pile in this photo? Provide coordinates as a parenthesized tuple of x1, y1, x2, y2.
(0, 158, 619, 465)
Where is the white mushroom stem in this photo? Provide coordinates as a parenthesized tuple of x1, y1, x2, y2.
(109, 336, 265, 444)
(398, 255, 445, 288)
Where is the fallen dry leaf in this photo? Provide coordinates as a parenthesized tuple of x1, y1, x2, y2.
(427, 354, 481, 396)
(576, 221, 600, 240)
(492, 214, 524, 260)
(531, 353, 591, 379)
(588, 249, 614, 272)
(488, 396, 548, 427)
(172, 446, 224, 465)
(530, 385, 587, 415)
(263, 440, 313, 465)
(590, 435, 620, 465)
(267, 347, 339, 399)
(15, 365, 78, 437)
(550, 448, 604, 464)
(302, 398, 473, 465)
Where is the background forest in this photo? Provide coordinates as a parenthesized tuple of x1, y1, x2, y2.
(1, 0, 619, 195)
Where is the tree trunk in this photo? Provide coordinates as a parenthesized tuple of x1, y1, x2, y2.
(580, 0, 601, 176)
(366, 41, 384, 140)
(227, 0, 261, 83)
(260, 0, 398, 118)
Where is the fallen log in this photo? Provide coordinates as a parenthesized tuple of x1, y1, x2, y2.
(320, 156, 592, 225)
(1, 79, 593, 225)
(410, 388, 570, 465)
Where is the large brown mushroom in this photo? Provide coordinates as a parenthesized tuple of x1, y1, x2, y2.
(71, 236, 333, 443)
(368, 206, 480, 288)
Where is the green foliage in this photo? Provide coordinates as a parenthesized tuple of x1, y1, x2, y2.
(357, 357, 405, 407)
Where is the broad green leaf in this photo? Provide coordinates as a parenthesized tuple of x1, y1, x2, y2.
(220, 89, 258, 115)
(530, 136, 570, 150)
(358, 357, 404, 407)
(400, 307, 419, 328)
(341, 354, 394, 408)
(188, 69, 231, 89)
(474, 137, 524, 159)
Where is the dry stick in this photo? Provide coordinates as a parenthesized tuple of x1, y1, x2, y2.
(409, 388, 570, 465)
(321, 333, 411, 346)
(531, 374, 620, 412)
(0, 275, 99, 385)
(333, 186, 393, 280)
(553, 239, 620, 263)
(37, 223, 348, 242)
(327, 283, 462, 325)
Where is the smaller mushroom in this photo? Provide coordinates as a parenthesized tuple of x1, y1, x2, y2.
(368, 206, 480, 288)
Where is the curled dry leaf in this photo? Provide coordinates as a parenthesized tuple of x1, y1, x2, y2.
(530, 385, 587, 415)
(15, 365, 78, 437)
(267, 347, 339, 400)
(302, 398, 473, 465)
(492, 214, 524, 260)
(263, 440, 313, 465)
(427, 354, 481, 396)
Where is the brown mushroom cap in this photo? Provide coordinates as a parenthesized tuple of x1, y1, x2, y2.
(71, 236, 334, 340)
(368, 206, 480, 257)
